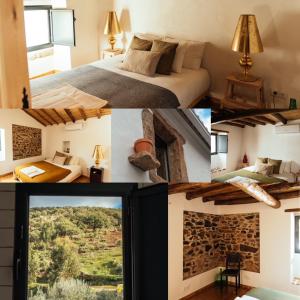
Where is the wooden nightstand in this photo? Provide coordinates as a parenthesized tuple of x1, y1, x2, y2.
(294, 173, 300, 183)
(222, 73, 265, 108)
(239, 162, 250, 169)
(89, 166, 104, 183)
(102, 48, 123, 59)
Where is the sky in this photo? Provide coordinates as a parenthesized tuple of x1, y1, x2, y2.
(30, 196, 122, 209)
(193, 109, 211, 132)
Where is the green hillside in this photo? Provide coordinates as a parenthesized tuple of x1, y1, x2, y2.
(29, 206, 123, 300)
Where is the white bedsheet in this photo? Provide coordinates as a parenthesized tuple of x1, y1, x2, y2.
(90, 54, 210, 107)
(45, 159, 82, 183)
(243, 166, 295, 183)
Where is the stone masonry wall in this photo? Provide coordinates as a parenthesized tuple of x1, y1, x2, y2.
(183, 211, 260, 280)
(12, 124, 42, 160)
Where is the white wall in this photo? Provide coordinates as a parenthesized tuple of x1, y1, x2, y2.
(168, 193, 220, 300)
(241, 122, 300, 166)
(111, 109, 150, 182)
(45, 116, 111, 180)
(115, 0, 300, 107)
(212, 124, 244, 174)
(67, 0, 113, 67)
(112, 109, 211, 183)
(0, 110, 47, 176)
(169, 192, 300, 299)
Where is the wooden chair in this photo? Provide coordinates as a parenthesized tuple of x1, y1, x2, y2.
(220, 253, 241, 295)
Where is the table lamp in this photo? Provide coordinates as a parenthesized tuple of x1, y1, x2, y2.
(93, 145, 104, 167)
(104, 11, 121, 50)
(232, 14, 264, 82)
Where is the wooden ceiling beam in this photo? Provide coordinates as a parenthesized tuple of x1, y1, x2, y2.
(79, 108, 87, 121)
(272, 113, 287, 124)
(285, 208, 300, 212)
(23, 110, 47, 127)
(215, 190, 300, 205)
(222, 122, 245, 128)
(52, 109, 66, 124)
(244, 118, 266, 125)
(34, 110, 52, 126)
(255, 116, 276, 125)
(187, 183, 238, 200)
(234, 120, 256, 127)
(169, 183, 217, 195)
(64, 109, 76, 123)
(41, 109, 59, 125)
(212, 109, 289, 124)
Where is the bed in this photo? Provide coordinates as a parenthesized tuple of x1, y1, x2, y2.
(213, 166, 287, 184)
(236, 287, 300, 300)
(30, 54, 210, 109)
(14, 159, 82, 183)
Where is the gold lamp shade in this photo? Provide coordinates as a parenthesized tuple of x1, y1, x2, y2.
(93, 145, 104, 166)
(232, 15, 264, 81)
(104, 11, 121, 50)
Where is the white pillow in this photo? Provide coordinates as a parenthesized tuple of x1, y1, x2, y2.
(183, 41, 206, 70)
(69, 156, 80, 165)
(53, 156, 66, 165)
(163, 37, 188, 73)
(279, 161, 292, 174)
(291, 161, 300, 174)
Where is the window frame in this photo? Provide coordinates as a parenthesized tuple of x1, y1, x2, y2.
(24, 5, 54, 52)
(155, 135, 171, 181)
(211, 133, 218, 155)
(295, 215, 300, 254)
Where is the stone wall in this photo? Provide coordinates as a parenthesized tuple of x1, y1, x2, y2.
(12, 124, 42, 160)
(183, 211, 260, 280)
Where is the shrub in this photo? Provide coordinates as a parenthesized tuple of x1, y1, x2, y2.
(47, 278, 96, 300)
(96, 290, 122, 300)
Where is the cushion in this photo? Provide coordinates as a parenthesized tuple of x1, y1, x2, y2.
(151, 40, 178, 75)
(53, 151, 67, 160)
(183, 41, 206, 70)
(279, 161, 292, 174)
(254, 163, 274, 176)
(64, 155, 73, 165)
(255, 157, 268, 166)
(120, 49, 162, 77)
(268, 158, 282, 174)
(129, 36, 153, 51)
(163, 37, 188, 73)
(135, 32, 163, 41)
(69, 156, 80, 165)
(53, 155, 67, 165)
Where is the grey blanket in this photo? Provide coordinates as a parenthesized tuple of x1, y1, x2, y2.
(31, 65, 180, 108)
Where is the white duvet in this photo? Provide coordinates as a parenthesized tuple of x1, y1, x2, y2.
(90, 54, 210, 107)
(44, 159, 82, 183)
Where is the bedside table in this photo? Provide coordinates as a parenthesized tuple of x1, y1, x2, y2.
(222, 73, 265, 108)
(239, 162, 250, 169)
(89, 166, 104, 183)
(102, 48, 123, 59)
(294, 173, 300, 183)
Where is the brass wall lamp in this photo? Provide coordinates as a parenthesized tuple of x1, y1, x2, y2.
(232, 14, 264, 82)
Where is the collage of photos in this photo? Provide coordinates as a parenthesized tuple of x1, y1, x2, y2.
(0, 1, 300, 300)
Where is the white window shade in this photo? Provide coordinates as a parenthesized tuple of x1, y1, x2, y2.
(0, 129, 5, 162)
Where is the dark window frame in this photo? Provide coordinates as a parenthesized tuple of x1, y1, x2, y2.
(155, 134, 171, 181)
(295, 215, 300, 253)
(24, 5, 54, 52)
(211, 133, 218, 155)
(13, 183, 168, 300)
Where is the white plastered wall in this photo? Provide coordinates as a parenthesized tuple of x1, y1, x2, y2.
(114, 0, 300, 107)
(168, 192, 300, 300)
(0, 109, 47, 176)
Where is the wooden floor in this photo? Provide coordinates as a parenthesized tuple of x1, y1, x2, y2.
(187, 284, 252, 300)
(0, 173, 90, 183)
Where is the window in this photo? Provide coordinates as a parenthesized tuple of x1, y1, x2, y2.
(24, 6, 76, 52)
(0, 129, 5, 161)
(217, 135, 228, 153)
(211, 133, 217, 155)
(155, 135, 170, 181)
(295, 216, 300, 253)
